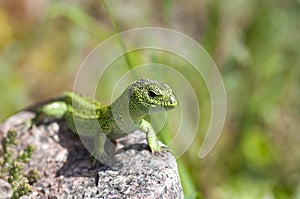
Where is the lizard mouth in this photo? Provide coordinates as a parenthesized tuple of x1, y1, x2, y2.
(149, 94, 177, 110)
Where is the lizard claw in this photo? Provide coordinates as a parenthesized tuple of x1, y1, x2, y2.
(149, 142, 166, 155)
(149, 142, 169, 157)
(150, 144, 162, 153)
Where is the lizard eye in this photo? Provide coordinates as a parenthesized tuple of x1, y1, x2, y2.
(148, 90, 158, 98)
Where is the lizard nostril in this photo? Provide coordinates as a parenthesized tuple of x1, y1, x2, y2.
(169, 96, 177, 105)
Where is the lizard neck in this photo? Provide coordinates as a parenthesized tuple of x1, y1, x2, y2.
(111, 88, 149, 123)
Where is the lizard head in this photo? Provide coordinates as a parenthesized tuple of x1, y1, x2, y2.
(129, 78, 177, 113)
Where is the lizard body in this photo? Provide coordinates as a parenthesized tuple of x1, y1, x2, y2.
(28, 79, 177, 161)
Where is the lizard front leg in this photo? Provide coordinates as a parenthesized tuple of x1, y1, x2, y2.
(92, 131, 108, 162)
(140, 119, 163, 153)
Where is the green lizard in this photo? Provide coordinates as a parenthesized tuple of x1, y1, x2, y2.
(25, 78, 177, 161)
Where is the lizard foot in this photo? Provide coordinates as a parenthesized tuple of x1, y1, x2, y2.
(150, 144, 162, 153)
(149, 142, 169, 157)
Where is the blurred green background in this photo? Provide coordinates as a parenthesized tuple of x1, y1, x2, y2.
(1, 0, 300, 198)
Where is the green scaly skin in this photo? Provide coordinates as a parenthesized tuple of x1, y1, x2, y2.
(27, 79, 177, 162)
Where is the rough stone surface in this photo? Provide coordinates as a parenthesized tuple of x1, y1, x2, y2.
(0, 111, 183, 198)
(0, 179, 12, 199)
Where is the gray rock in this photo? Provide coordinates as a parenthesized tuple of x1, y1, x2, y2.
(18, 196, 30, 199)
(0, 179, 12, 199)
(0, 111, 183, 198)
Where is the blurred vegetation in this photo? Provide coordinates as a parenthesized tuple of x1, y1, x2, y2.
(0, 0, 300, 198)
